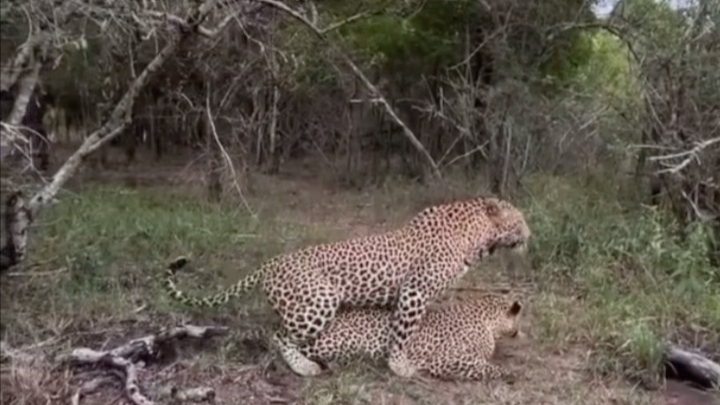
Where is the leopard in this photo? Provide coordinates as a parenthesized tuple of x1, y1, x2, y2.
(296, 293, 523, 380)
(163, 196, 531, 378)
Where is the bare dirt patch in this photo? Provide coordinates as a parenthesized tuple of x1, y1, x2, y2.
(661, 381, 720, 405)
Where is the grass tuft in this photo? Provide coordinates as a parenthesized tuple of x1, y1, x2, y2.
(522, 174, 720, 384)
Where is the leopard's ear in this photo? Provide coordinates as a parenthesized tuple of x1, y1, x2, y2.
(484, 198, 501, 217)
(507, 301, 523, 317)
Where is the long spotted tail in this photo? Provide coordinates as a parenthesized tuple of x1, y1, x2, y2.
(163, 256, 261, 308)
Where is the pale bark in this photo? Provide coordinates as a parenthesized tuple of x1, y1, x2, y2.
(667, 345, 720, 389)
(5, 63, 41, 127)
(0, 34, 45, 93)
(0, 33, 48, 161)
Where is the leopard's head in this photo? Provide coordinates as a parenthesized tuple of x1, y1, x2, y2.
(483, 198, 531, 255)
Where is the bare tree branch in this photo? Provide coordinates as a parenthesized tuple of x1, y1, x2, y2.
(0, 28, 41, 92)
(253, 0, 443, 180)
(0, 0, 251, 272)
(546, 21, 642, 64)
(205, 92, 255, 216)
(319, 10, 374, 34)
(649, 136, 720, 174)
(26, 0, 224, 217)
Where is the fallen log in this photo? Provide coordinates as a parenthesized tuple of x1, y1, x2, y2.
(666, 345, 720, 389)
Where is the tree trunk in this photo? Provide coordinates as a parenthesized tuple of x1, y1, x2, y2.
(0, 0, 222, 272)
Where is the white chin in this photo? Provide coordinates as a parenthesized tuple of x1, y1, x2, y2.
(511, 242, 528, 255)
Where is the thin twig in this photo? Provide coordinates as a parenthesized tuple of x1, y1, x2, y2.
(205, 94, 256, 218)
(442, 141, 489, 169)
(5, 267, 67, 277)
(649, 137, 720, 174)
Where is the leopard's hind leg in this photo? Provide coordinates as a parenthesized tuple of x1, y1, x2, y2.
(267, 273, 341, 376)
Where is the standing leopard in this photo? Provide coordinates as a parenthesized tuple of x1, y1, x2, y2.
(163, 196, 531, 377)
(298, 293, 524, 380)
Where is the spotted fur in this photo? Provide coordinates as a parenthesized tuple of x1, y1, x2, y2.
(298, 294, 523, 380)
(163, 196, 531, 377)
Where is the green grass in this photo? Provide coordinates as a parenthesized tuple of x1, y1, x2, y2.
(522, 174, 720, 384)
(1, 174, 718, 403)
(35, 187, 261, 264)
(1, 186, 328, 350)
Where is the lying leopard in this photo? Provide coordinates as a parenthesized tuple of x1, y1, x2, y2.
(163, 196, 531, 377)
(298, 293, 524, 381)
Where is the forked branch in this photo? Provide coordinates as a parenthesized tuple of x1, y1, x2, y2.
(649, 137, 720, 175)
